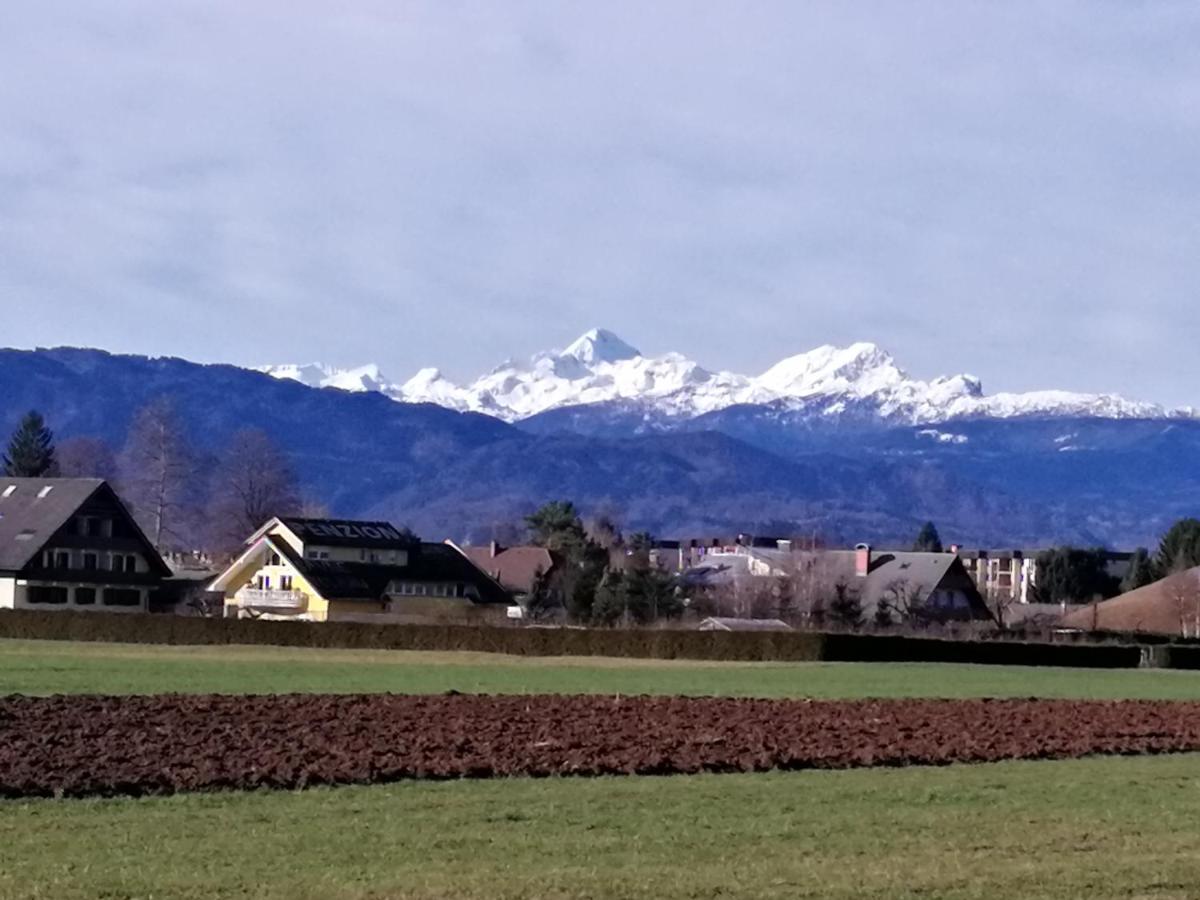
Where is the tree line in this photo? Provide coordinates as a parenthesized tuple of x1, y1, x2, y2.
(2, 404, 306, 555)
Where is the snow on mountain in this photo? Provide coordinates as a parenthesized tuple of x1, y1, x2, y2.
(257, 362, 392, 394)
(258, 330, 1190, 425)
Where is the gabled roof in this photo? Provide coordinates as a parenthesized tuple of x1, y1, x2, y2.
(214, 536, 510, 605)
(0, 478, 104, 570)
(0, 478, 169, 576)
(1058, 567, 1200, 636)
(461, 545, 557, 594)
(274, 517, 418, 550)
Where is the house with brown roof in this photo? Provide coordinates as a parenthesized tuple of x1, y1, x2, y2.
(461, 542, 558, 599)
(1058, 567, 1200, 637)
(210, 517, 510, 624)
(0, 477, 171, 613)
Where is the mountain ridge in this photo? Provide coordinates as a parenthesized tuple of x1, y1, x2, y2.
(3, 344, 1200, 547)
(259, 328, 1193, 426)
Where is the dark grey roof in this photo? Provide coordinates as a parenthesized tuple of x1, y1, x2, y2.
(0, 478, 105, 571)
(278, 517, 418, 550)
(272, 538, 509, 605)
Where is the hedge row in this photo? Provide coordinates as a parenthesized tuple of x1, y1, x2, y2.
(0, 609, 1154, 668)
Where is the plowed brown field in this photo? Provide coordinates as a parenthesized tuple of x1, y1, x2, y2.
(4, 693, 1200, 798)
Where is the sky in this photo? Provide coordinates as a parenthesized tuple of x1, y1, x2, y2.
(1, 2, 1199, 405)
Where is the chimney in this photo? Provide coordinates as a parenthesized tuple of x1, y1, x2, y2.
(855, 543, 871, 578)
(489, 541, 499, 559)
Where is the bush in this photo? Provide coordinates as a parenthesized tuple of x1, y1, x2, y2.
(0, 609, 1145, 668)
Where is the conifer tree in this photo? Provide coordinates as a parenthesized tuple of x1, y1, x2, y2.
(912, 521, 944, 553)
(2, 411, 57, 477)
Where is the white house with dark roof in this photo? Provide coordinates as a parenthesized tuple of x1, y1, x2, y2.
(0, 478, 171, 612)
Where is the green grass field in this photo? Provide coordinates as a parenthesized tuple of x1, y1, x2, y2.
(4, 639, 1200, 899)
(3, 755, 1200, 899)
(5, 638, 1200, 699)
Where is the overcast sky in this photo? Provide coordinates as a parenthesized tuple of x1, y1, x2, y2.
(2, 2, 1198, 404)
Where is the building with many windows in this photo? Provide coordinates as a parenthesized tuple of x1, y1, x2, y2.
(0, 478, 171, 612)
(210, 517, 510, 623)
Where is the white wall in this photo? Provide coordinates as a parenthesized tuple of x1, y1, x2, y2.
(0, 577, 14, 609)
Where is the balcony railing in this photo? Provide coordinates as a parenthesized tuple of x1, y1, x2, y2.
(235, 588, 307, 611)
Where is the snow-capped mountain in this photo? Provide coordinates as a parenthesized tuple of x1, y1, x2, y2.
(256, 362, 390, 394)
(259, 328, 1190, 425)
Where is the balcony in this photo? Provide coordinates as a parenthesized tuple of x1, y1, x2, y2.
(235, 588, 307, 611)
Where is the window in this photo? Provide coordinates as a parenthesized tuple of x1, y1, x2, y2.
(54, 551, 70, 569)
(74, 588, 96, 606)
(269, 551, 281, 567)
(1, 485, 15, 498)
(36, 485, 53, 498)
(102, 588, 141, 607)
(280, 575, 293, 591)
(27, 585, 68, 605)
(83, 553, 98, 571)
(111, 554, 136, 573)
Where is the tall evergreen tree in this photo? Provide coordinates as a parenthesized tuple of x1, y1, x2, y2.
(1033, 547, 1120, 603)
(912, 521, 944, 553)
(1120, 547, 1156, 594)
(3, 411, 57, 477)
(1156, 519, 1200, 575)
(525, 500, 609, 621)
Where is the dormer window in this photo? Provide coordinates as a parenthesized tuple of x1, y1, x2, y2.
(1, 485, 15, 498)
(37, 486, 53, 498)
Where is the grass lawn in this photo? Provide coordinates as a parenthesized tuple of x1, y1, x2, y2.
(2, 754, 1200, 899)
(4, 638, 1200, 699)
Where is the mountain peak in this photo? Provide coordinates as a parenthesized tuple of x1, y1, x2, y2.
(560, 328, 641, 365)
(756, 341, 903, 396)
(257, 333, 1179, 426)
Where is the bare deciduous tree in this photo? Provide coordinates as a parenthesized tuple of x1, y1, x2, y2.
(875, 579, 930, 628)
(207, 428, 301, 554)
(1162, 571, 1200, 639)
(119, 398, 196, 550)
